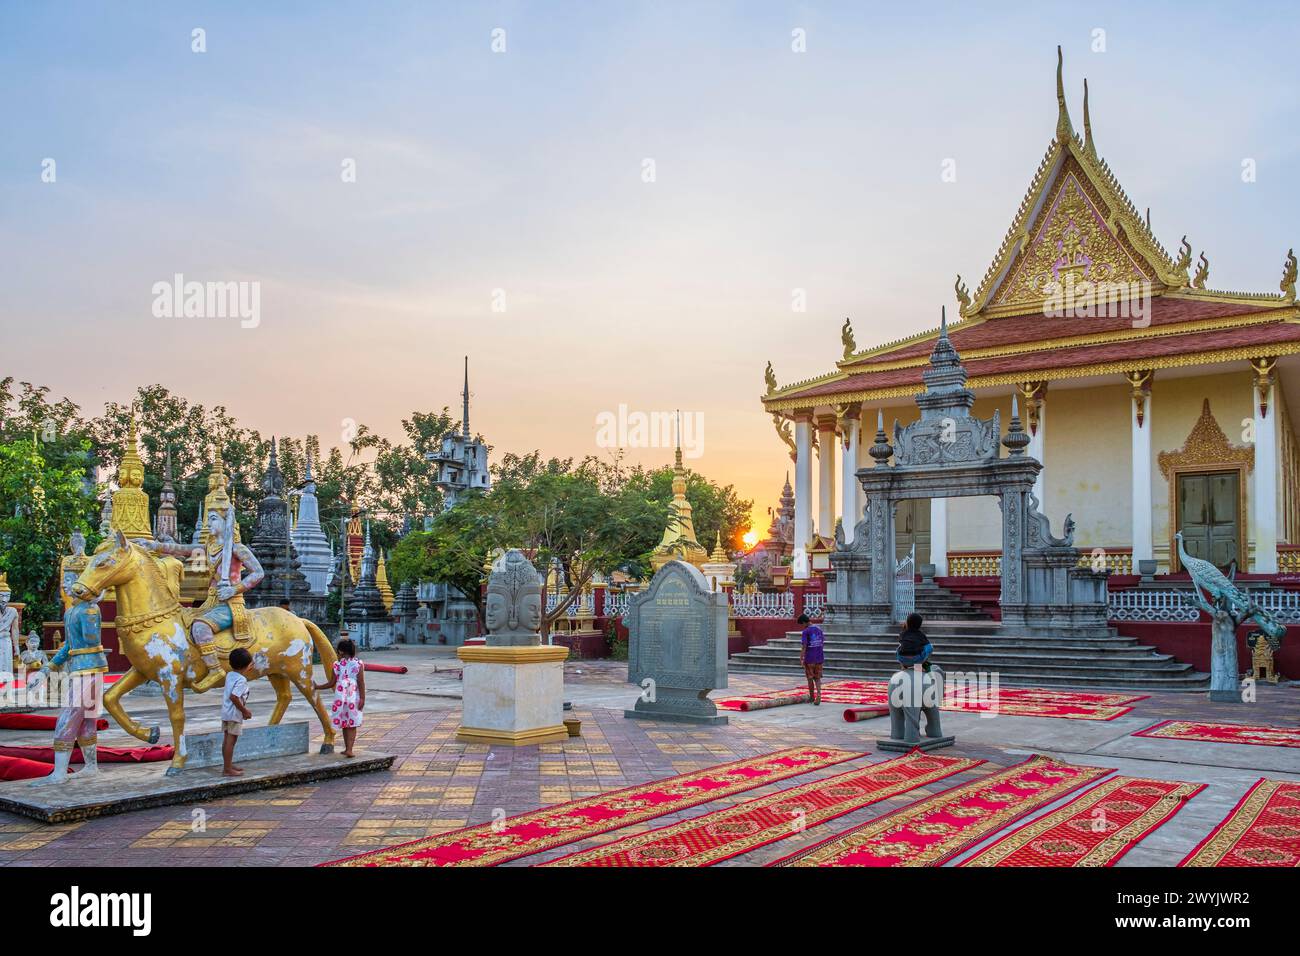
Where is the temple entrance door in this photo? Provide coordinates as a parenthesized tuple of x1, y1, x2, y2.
(894, 498, 931, 565)
(1177, 471, 1239, 568)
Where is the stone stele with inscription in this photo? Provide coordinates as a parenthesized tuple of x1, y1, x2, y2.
(624, 560, 728, 725)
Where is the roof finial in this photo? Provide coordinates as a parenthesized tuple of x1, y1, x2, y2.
(940, 304, 948, 338)
(462, 356, 470, 442)
(1082, 78, 1096, 158)
(674, 409, 683, 470)
(1055, 45, 1074, 143)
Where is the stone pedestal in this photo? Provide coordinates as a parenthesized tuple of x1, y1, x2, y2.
(456, 645, 570, 745)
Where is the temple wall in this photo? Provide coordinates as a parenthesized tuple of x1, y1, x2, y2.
(1040, 383, 1131, 550)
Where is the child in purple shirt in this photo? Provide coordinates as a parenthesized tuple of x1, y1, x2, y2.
(798, 614, 825, 705)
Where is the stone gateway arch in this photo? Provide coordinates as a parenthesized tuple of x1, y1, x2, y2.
(827, 310, 1109, 635)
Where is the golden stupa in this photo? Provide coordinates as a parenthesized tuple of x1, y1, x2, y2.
(109, 413, 153, 539)
(376, 551, 395, 612)
(650, 435, 708, 572)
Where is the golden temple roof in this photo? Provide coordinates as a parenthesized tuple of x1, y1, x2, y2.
(763, 48, 1299, 413)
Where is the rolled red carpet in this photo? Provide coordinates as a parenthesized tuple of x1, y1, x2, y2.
(0, 714, 110, 731)
(362, 662, 408, 674)
(843, 708, 888, 722)
(0, 754, 63, 781)
(0, 744, 173, 764)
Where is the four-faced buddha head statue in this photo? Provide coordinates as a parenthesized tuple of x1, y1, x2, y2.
(484, 549, 543, 646)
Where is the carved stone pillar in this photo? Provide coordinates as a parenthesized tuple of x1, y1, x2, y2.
(793, 413, 813, 580)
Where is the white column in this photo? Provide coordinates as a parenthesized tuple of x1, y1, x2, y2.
(817, 419, 836, 539)
(839, 414, 860, 542)
(1253, 377, 1278, 572)
(793, 416, 812, 579)
(930, 498, 948, 576)
(1131, 385, 1153, 564)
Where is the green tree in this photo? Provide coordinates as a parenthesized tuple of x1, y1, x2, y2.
(625, 463, 753, 556)
(0, 437, 99, 624)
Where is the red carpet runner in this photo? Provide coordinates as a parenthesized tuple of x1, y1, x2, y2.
(717, 681, 1138, 720)
(1134, 720, 1300, 749)
(0, 744, 173, 764)
(0, 714, 110, 732)
(540, 751, 983, 867)
(772, 754, 1112, 867)
(320, 746, 863, 868)
(960, 776, 1204, 867)
(1181, 779, 1300, 867)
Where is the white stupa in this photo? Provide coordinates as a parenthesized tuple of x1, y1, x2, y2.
(291, 452, 334, 596)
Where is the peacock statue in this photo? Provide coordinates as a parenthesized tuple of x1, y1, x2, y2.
(1176, 532, 1286, 643)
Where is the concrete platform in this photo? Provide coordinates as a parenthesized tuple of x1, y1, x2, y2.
(0, 748, 394, 823)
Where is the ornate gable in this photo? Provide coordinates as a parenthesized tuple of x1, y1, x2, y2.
(991, 157, 1157, 308)
(966, 49, 1182, 319)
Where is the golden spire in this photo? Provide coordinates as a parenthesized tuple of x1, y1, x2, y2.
(376, 550, 394, 612)
(1082, 78, 1096, 159)
(651, 412, 708, 571)
(709, 531, 728, 564)
(1055, 45, 1074, 144)
(110, 410, 153, 539)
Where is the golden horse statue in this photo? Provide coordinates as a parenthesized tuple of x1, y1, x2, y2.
(70, 531, 338, 774)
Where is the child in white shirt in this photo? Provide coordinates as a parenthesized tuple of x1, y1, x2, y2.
(221, 647, 254, 776)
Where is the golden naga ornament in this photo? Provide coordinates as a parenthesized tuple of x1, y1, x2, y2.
(1281, 248, 1297, 303)
(841, 317, 856, 360)
(1193, 252, 1210, 290)
(1174, 236, 1193, 287)
(954, 274, 971, 313)
(764, 361, 778, 396)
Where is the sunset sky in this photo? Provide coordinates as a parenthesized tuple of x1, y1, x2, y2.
(4, 2, 1298, 530)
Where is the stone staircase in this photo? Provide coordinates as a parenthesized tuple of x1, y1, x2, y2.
(730, 582, 1210, 692)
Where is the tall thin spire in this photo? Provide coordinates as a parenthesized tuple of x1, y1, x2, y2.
(1055, 45, 1073, 143)
(462, 356, 470, 442)
(1082, 78, 1096, 158)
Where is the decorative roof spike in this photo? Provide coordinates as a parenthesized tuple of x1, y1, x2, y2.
(1002, 393, 1031, 457)
(954, 275, 971, 313)
(1193, 252, 1210, 290)
(1055, 46, 1074, 143)
(841, 317, 856, 360)
(764, 361, 777, 396)
(868, 410, 893, 468)
(1082, 78, 1097, 159)
(1281, 248, 1297, 303)
(1174, 237, 1193, 286)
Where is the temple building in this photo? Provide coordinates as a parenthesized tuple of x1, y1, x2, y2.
(429, 357, 491, 511)
(290, 452, 333, 596)
(763, 50, 1299, 578)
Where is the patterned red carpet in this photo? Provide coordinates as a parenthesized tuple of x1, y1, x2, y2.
(772, 755, 1111, 867)
(320, 746, 862, 867)
(717, 681, 1138, 720)
(540, 751, 982, 867)
(1134, 720, 1300, 749)
(1181, 779, 1300, 867)
(960, 776, 1204, 867)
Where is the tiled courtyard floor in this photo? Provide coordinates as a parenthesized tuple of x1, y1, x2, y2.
(1, 648, 1296, 867)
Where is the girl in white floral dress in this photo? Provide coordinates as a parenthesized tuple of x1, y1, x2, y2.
(314, 637, 365, 757)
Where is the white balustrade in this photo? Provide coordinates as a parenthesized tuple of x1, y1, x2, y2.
(1106, 590, 1201, 623)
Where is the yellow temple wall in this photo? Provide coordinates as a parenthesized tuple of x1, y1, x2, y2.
(1040, 383, 1131, 551)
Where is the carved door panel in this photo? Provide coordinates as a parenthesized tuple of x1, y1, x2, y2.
(1178, 472, 1239, 568)
(894, 499, 931, 565)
